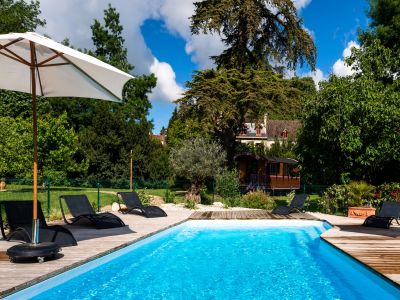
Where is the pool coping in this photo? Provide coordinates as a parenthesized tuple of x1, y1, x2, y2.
(316, 219, 400, 290)
(1, 217, 399, 297)
(0, 218, 189, 298)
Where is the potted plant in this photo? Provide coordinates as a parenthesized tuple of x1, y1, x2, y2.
(347, 181, 376, 218)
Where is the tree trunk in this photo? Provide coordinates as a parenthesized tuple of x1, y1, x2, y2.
(186, 183, 202, 204)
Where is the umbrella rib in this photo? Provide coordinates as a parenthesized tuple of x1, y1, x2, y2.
(38, 62, 70, 67)
(0, 45, 30, 65)
(50, 49, 124, 101)
(37, 52, 65, 66)
(0, 37, 23, 48)
(0, 51, 29, 66)
(34, 49, 44, 97)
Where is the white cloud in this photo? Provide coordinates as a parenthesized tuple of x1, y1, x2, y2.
(304, 68, 327, 90)
(149, 58, 184, 102)
(158, 0, 225, 69)
(293, 0, 312, 10)
(332, 40, 360, 77)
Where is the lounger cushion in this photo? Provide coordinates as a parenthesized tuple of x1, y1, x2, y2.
(8, 225, 77, 247)
(142, 206, 168, 218)
(73, 212, 125, 229)
(363, 216, 393, 229)
(1, 201, 77, 247)
(60, 195, 125, 229)
(118, 192, 167, 218)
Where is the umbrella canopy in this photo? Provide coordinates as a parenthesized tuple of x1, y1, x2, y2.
(0, 32, 132, 101)
(0, 32, 134, 244)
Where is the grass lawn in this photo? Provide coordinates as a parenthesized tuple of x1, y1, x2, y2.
(0, 184, 172, 220)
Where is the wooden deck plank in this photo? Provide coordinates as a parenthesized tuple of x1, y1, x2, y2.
(189, 210, 317, 220)
(319, 216, 400, 286)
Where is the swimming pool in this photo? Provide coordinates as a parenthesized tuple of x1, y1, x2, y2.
(5, 220, 400, 299)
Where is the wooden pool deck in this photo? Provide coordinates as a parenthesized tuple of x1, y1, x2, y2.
(313, 212, 400, 286)
(0, 209, 399, 297)
(189, 210, 317, 220)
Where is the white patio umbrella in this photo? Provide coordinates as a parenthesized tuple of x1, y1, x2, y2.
(0, 32, 134, 244)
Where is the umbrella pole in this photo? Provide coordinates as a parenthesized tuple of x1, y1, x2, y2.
(130, 150, 133, 192)
(30, 41, 39, 245)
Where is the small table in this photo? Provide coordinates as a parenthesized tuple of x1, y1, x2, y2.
(6, 242, 60, 263)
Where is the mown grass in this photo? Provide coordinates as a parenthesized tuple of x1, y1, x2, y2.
(0, 184, 172, 220)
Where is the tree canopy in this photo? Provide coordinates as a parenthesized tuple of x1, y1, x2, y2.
(361, 0, 400, 50)
(0, 0, 45, 33)
(170, 137, 226, 203)
(296, 41, 400, 185)
(191, 0, 316, 71)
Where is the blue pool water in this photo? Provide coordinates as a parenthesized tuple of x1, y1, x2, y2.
(6, 220, 400, 299)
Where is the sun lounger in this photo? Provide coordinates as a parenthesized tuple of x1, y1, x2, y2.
(271, 194, 307, 215)
(0, 200, 77, 247)
(59, 195, 125, 229)
(117, 192, 167, 218)
(363, 201, 400, 229)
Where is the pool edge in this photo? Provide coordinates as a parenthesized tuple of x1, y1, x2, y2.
(319, 223, 400, 290)
(0, 218, 190, 298)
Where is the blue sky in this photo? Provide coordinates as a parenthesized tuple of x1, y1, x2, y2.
(38, 0, 370, 134)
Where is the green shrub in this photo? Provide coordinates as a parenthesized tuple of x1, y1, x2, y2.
(200, 188, 213, 205)
(48, 208, 63, 221)
(164, 189, 175, 203)
(346, 181, 375, 206)
(137, 189, 151, 206)
(216, 169, 241, 207)
(319, 184, 348, 214)
(376, 182, 400, 202)
(241, 191, 274, 209)
(286, 190, 296, 203)
(184, 199, 197, 209)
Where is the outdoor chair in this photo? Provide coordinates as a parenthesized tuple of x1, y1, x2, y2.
(363, 201, 400, 229)
(117, 192, 167, 218)
(59, 195, 125, 229)
(0, 200, 77, 247)
(271, 194, 307, 215)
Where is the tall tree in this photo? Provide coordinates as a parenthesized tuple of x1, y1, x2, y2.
(361, 0, 400, 50)
(191, 0, 316, 71)
(77, 5, 160, 180)
(0, 114, 85, 179)
(175, 68, 315, 161)
(0, 0, 45, 33)
(296, 41, 400, 185)
(359, 0, 400, 74)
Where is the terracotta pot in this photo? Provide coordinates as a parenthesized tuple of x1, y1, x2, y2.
(348, 206, 376, 219)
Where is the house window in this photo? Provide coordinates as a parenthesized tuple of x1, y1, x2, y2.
(284, 164, 292, 176)
(268, 163, 280, 175)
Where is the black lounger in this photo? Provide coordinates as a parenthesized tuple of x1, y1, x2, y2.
(363, 201, 400, 229)
(117, 192, 167, 218)
(271, 194, 307, 215)
(0, 200, 77, 247)
(59, 195, 125, 229)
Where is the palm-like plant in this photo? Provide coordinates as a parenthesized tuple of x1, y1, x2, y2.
(346, 181, 375, 207)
